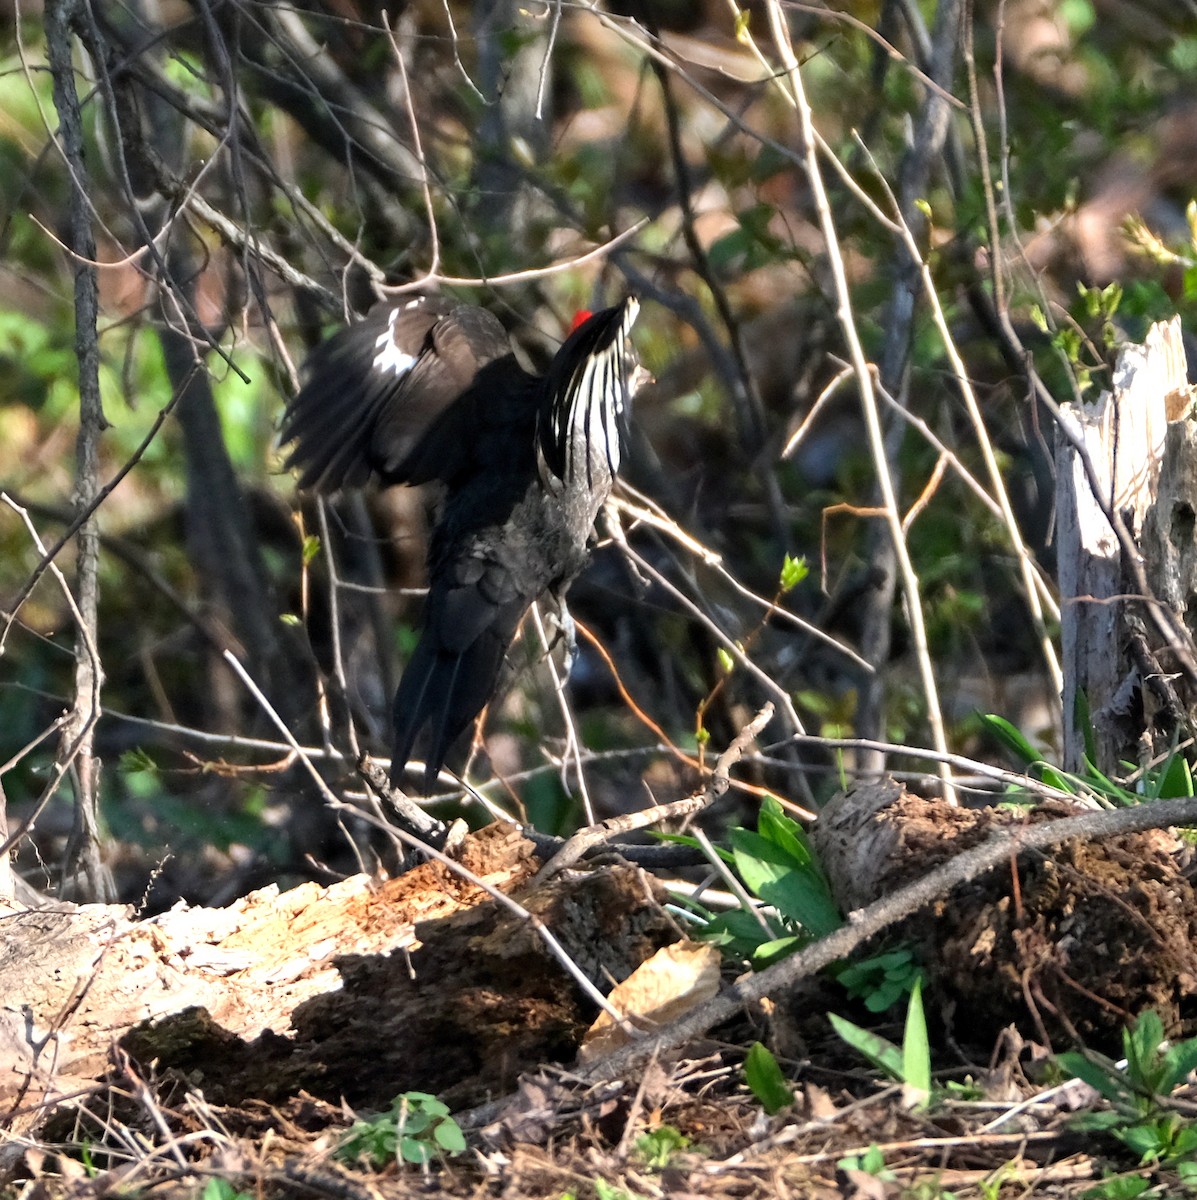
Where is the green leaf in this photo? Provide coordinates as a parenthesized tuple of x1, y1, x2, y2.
(836, 947, 920, 1013)
(1071, 1110, 1131, 1134)
(699, 909, 778, 959)
(901, 978, 931, 1109)
(1082, 1175, 1150, 1199)
(594, 1179, 643, 1200)
(1160, 1038, 1197, 1095)
(756, 796, 811, 860)
(1075, 687, 1098, 767)
(838, 1144, 894, 1179)
(1152, 745, 1192, 800)
(754, 800, 801, 851)
(1170, 1120, 1197, 1157)
(635, 1125, 689, 1169)
(732, 827, 841, 938)
(400, 1137, 433, 1164)
(779, 553, 807, 593)
(119, 747, 158, 775)
(716, 646, 735, 674)
(433, 1119, 467, 1154)
(863, 980, 905, 1012)
(658, 831, 734, 864)
(744, 1042, 795, 1114)
(398, 1110, 433, 1136)
(302, 534, 322, 565)
(1080, 754, 1138, 806)
(1057, 1051, 1135, 1107)
(828, 1013, 904, 1081)
(1124, 1010, 1166, 1092)
(979, 713, 1074, 793)
(979, 712, 1041, 766)
(1117, 1120, 1168, 1163)
(750, 935, 804, 967)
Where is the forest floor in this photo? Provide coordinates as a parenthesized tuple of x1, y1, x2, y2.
(5, 790, 1195, 1200)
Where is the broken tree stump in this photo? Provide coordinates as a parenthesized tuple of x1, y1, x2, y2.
(1055, 316, 1197, 774)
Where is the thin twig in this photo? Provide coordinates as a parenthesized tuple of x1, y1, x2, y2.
(529, 602, 595, 824)
(383, 219, 649, 293)
(221, 649, 638, 1030)
(535, 0, 563, 119)
(0, 388, 181, 649)
(755, 0, 955, 803)
(613, 490, 874, 673)
(853, 132, 1064, 690)
(533, 704, 774, 884)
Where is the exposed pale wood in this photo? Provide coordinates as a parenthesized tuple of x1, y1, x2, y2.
(1140, 418, 1197, 666)
(2, 823, 679, 1136)
(2, 827, 540, 1130)
(1055, 317, 1195, 773)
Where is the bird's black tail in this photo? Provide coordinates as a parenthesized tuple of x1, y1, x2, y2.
(390, 617, 516, 792)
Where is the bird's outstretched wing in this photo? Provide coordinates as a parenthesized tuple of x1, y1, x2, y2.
(280, 297, 520, 491)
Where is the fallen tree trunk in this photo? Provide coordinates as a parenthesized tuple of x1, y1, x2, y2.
(812, 778, 1197, 1051)
(1, 824, 676, 1136)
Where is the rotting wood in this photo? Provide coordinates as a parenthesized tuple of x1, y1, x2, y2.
(1, 824, 677, 1135)
(816, 779, 1197, 1049)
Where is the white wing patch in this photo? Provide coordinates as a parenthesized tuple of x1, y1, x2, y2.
(373, 307, 418, 377)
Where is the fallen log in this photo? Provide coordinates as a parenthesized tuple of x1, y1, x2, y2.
(1, 823, 677, 1136)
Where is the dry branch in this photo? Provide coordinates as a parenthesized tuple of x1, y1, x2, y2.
(563, 789, 1197, 1095)
(45, 0, 110, 904)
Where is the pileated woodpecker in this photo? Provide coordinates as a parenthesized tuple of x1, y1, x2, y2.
(282, 295, 643, 790)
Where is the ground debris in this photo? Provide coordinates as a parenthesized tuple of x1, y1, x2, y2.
(813, 780, 1197, 1051)
(3, 1029, 1155, 1199)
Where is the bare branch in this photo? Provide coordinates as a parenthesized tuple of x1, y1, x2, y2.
(45, 0, 112, 902)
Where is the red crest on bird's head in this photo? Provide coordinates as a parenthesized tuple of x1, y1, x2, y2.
(569, 309, 593, 334)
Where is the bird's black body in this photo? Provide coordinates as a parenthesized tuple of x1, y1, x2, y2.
(281, 295, 641, 790)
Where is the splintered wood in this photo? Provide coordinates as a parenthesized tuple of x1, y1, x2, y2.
(1055, 316, 1197, 773)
